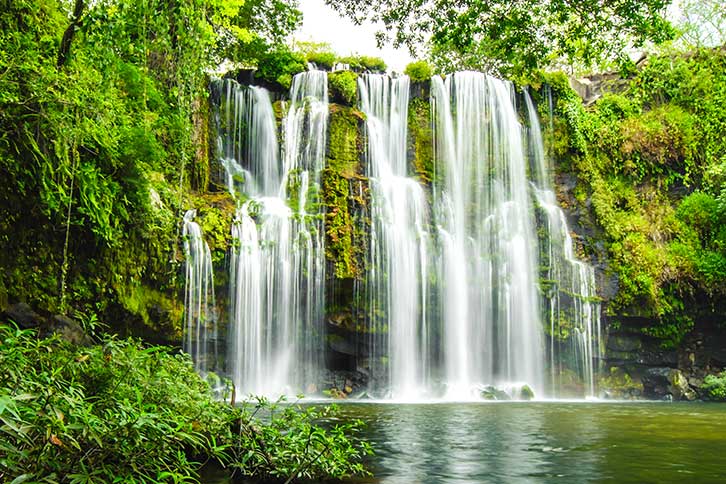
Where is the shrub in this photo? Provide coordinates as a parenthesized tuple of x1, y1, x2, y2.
(255, 48, 307, 89)
(307, 51, 337, 70)
(677, 192, 719, 240)
(404, 60, 432, 82)
(329, 71, 358, 105)
(0, 324, 372, 483)
(701, 371, 726, 401)
(338, 55, 387, 73)
(358, 55, 387, 72)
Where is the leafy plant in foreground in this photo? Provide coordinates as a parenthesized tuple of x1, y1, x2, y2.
(0, 324, 371, 483)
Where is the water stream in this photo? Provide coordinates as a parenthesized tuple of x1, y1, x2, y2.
(359, 74, 431, 400)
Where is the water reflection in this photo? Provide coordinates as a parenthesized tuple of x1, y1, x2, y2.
(333, 402, 726, 484)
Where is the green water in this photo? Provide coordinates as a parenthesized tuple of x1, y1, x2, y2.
(333, 402, 726, 484)
(205, 402, 726, 483)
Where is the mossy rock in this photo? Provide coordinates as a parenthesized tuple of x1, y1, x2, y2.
(408, 97, 435, 184)
(193, 192, 236, 263)
(329, 71, 358, 106)
(322, 105, 367, 279)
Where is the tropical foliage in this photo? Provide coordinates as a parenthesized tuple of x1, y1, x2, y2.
(0, 0, 300, 331)
(0, 324, 371, 482)
(538, 48, 726, 347)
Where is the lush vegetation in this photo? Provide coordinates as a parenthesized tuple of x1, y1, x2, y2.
(326, 0, 673, 75)
(329, 71, 359, 105)
(0, 0, 301, 336)
(0, 324, 371, 482)
(404, 61, 433, 82)
(538, 48, 726, 347)
(701, 371, 726, 401)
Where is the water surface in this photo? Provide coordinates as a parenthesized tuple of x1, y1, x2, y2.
(331, 402, 726, 483)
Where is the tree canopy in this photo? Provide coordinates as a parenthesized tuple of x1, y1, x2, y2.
(325, 0, 675, 75)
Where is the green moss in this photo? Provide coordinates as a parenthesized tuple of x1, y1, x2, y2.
(195, 192, 236, 264)
(327, 105, 365, 176)
(540, 49, 726, 347)
(408, 97, 435, 183)
(329, 71, 358, 106)
(114, 283, 184, 340)
(191, 93, 210, 192)
(322, 105, 367, 279)
(599, 367, 643, 398)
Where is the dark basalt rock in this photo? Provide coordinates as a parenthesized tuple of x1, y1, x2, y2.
(44, 314, 93, 346)
(2, 302, 44, 328)
(1, 302, 92, 346)
(642, 367, 672, 399)
(607, 333, 642, 352)
(409, 79, 430, 100)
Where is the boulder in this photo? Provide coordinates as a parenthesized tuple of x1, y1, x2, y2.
(642, 367, 672, 399)
(44, 314, 93, 346)
(668, 369, 697, 401)
(481, 386, 511, 401)
(519, 385, 535, 401)
(2, 302, 45, 328)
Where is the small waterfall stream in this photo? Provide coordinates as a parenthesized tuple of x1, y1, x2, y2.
(524, 90, 602, 397)
(182, 209, 217, 374)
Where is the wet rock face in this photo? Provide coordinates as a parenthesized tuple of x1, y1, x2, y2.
(607, 334, 642, 352)
(667, 369, 697, 401)
(604, 331, 677, 367)
(642, 367, 672, 399)
(604, 326, 726, 400)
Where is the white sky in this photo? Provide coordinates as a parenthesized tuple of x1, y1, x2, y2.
(294, 0, 415, 73)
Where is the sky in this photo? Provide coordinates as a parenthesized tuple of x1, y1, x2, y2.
(294, 0, 414, 72)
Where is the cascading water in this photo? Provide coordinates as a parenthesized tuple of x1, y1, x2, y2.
(182, 209, 217, 374)
(358, 74, 431, 400)
(196, 68, 600, 400)
(431, 72, 545, 398)
(219, 70, 328, 397)
(524, 90, 602, 397)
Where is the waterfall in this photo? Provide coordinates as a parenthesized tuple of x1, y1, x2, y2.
(182, 209, 217, 374)
(432, 72, 545, 398)
(524, 90, 602, 397)
(358, 74, 431, 400)
(220, 71, 328, 397)
(199, 69, 601, 400)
